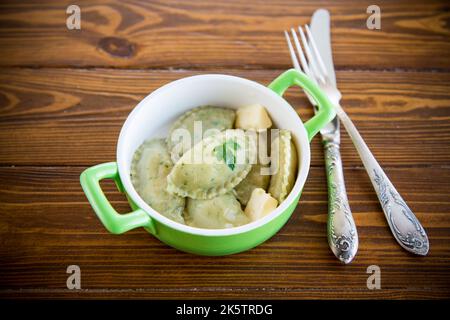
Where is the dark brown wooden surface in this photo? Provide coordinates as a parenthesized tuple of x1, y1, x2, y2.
(0, 0, 449, 70)
(0, 0, 449, 299)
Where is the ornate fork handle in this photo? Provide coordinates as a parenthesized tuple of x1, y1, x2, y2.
(335, 104, 429, 256)
(324, 141, 358, 263)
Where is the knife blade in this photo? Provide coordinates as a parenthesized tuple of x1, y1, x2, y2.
(310, 9, 336, 86)
(309, 9, 358, 263)
(310, 10, 339, 139)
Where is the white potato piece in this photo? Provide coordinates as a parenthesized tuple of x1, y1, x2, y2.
(244, 188, 278, 222)
(235, 104, 272, 131)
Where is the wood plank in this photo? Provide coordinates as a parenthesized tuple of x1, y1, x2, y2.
(2, 289, 448, 300)
(0, 0, 449, 69)
(0, 166, 449, 299)
(0, 68, 449, 166)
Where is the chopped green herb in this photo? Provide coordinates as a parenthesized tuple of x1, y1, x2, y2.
(213, 139, 241, 171)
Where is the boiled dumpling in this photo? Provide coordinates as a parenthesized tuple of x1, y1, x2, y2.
(167, 129, 257, 199)
(186, 193, 250, 229)
(234, 131, 271, 205)
(131, 139, 185, 224)
(268, 130, 298, 203)
(235, 164, 270, 206)
(167, 106, 235, 162)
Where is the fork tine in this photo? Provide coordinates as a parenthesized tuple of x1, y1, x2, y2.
(284, 29, 317, 106)
(305, 25, 328, 78)
(290, 28, 311, 77)
(298, 26, 324, 84)
(284, 31, 301, 71)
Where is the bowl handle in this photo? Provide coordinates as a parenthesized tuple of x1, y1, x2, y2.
(80, 162, 155, 234)
(268, 69, 336, 142)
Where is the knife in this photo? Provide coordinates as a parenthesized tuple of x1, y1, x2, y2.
(310, 9, 358, 264)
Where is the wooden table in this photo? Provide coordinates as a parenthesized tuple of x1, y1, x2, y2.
(0, 0, 449, 300)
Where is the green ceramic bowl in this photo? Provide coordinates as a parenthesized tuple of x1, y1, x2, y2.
(80, 69, 335, 256)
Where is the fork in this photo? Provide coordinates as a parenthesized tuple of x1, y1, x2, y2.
(285, 25, 429, 256)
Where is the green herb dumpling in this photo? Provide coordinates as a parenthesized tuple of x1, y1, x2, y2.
(268, 130, 298, 203)
(129, 103, 298, 230)
(167, 106, 236, 162)
(186, 193, 250, 229)
(167, 129, 257, 200)
(234, 131, 271, 205)
(131, 139, 185, 224)
(235, 164, 270, 206)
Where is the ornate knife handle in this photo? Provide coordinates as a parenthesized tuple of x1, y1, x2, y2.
(370, 167, 429, 255)
(335, 104, 429, 256)
(324, 141, 358, 264)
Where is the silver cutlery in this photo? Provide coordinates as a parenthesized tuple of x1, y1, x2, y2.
(284, 10, 429, 256)
(285, 10, 358, 264)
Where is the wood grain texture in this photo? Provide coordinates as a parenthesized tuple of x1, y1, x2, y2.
(0, 68, 449, 166)
(0, 166, 449, 299)
(0, 0, 449, 70)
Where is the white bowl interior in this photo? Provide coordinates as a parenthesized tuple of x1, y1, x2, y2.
(117, 74, 311, 236)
